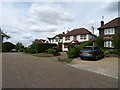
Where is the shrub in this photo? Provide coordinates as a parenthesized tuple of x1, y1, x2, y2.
(52, 47, 59, 52)
(31, 42, 57, 53)
(58, 58, 73, 63)
(48, 48, 57, 54)
(26, 48, 36, 54)
(113, 34, 120, 51)
(104, 50, 110, 55)
(112, 49, 120, 54)
(67, 48, 77, 58)
(94, 36, 104, 48)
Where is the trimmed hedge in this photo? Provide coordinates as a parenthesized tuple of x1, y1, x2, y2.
(28, 42, 57, 53)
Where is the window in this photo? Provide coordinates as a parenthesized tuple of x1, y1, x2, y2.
(64, 44, 68, 48)
(104, 41, 113, 47)
(80, 34, 86, 39)
(55, 38, 58, 42)
(52, 39, 54, 42)
(74, 35, 77, 40)
(65, 36, 70, 41)
(104, 28, 115, 35)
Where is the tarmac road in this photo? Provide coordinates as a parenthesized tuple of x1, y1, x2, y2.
(2, 53, 118, 88)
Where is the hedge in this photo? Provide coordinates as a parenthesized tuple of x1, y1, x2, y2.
(29, 42, 57, 53)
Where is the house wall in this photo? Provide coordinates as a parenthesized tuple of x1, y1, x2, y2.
(62, 34, 93, 51)
(99, 27, 120, 47)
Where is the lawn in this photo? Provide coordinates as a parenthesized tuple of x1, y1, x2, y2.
(32, 54, 53, 57)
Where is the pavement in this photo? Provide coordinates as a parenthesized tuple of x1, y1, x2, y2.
(2, 53, 118, 88)
(58, 52, 118, 79)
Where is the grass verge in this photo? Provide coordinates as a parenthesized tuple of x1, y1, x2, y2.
(58, 58, 73, 63)
(32, 54, 52, 57)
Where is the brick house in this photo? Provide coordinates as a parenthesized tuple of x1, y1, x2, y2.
(98, 17, 120, 47)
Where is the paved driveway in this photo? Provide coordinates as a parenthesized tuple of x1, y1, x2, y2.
(2, 53, 118, 88)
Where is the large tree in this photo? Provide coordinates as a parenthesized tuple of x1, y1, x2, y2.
(2, 42, 15, 52)
(0, 28, 10, 42)
(15, 42, 24, 52)
(113, 34, 120, 51)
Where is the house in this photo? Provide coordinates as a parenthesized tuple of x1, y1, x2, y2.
(45, 37, 51, 43)
(62, 28, 96, 51)
(48, 34, 64, 50)
(34, 39, 46, 43)
(98, 17, 120, 48)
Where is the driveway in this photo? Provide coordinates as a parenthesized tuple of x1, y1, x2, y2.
(2, 53, 118, 88)
(70, 57, 118, 79)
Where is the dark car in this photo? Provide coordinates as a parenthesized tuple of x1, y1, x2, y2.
(79, 46, 104, 60)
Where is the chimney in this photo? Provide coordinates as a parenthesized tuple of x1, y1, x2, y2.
(101, 20, 104, 26)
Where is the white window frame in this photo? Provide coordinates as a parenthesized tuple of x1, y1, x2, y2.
(104, 41, 113, 47)
(104, 28, 115, 35)
(65, 36, 70, 41)
(80, 34, 86, 39)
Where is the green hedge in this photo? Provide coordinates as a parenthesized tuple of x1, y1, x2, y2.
(66, 41, 92, 58)
(28, 42, 57, 53)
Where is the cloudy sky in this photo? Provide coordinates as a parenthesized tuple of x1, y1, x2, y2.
(0, 0, 119, 46)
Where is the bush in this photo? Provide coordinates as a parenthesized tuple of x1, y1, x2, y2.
(52, 47, 59, 52)
(58, 58, 73, 63)
(112, 49, 120, 54)
(26, 48, 36, 54)
(31, 42, 57, 53)
(104, 50, 110, 55)
(67, 48, 77, 58)
(48, 48, 57, 54)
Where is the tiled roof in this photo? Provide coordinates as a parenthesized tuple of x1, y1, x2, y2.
(98, 17, 120, 29)
(63, 28, 92, 36)
(51, 34, 63, 39)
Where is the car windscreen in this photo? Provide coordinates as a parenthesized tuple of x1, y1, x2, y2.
(81, 47, 93, 50)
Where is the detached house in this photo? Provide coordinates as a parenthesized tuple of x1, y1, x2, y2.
(98, 17, 120, 48)
(48, 34, 64, 50)
(62, 28, 96, 51)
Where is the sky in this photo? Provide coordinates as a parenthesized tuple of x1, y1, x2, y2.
(0, 0, 119, 46)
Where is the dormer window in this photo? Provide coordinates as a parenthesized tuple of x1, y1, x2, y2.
(104, 28, 115, 35)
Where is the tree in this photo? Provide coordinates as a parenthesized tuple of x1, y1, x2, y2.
(2, 42, 15, 52)
(95, 36, 104, 48)
(113, 34, 120, 51)
(0, 28, 10, 42)
(15, 42, 24, 52)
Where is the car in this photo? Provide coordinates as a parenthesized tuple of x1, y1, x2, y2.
(79, 46, 104, 60)
(10, 49, 16, 52)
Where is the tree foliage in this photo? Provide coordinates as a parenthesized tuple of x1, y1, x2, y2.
(15, 42, 24, 52)
(94, 36, 104, 48)
(2, 42, 15, 52)
(113, 34, 120, 51)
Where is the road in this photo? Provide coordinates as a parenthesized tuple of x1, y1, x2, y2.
(2, 53, 118, 88)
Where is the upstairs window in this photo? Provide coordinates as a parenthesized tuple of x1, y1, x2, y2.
(80, 34, 86, 39)
(73, 35, 77, 40)
(104, 28, 115, 35)
(65, 36, 70, 41)
(55, 38, 58, 42)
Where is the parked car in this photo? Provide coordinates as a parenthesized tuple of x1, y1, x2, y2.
(79, 46, 104, 60)
(10, 49, 16, 52)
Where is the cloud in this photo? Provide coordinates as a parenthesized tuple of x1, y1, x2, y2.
(28, 4, 74, 25)
(102, 2, 118, 13)
(30, 25, 57, 32)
